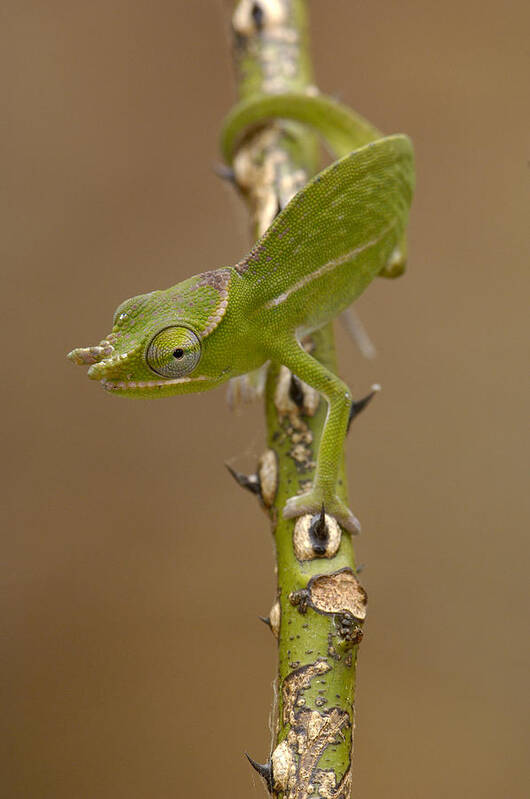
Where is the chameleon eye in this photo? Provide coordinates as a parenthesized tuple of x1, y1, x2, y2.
(146, 326, 201, 378)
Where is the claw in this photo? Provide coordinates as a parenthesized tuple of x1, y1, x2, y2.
(284, 492, 361, 535)
(335, 507, 361, 535)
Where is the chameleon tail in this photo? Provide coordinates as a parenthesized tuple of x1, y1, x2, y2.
(220, 90, 408, 278)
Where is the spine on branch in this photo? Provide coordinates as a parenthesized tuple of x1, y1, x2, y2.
(225, 2, 368, 795)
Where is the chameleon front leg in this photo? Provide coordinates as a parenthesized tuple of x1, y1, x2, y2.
(269, 336, 361, 534)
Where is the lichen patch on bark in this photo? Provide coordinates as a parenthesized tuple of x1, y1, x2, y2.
(282, 660, 330, 726)
(274, 365, 320, 419)
(273, 659, 352, 798)
(313, 765, 352, 799)
(232, 123, 307, 238)
(272, 364, 320, 477)
(289, 569, 367, 646)
(233, 127, 289, 236)
(309, 568, 367, 620)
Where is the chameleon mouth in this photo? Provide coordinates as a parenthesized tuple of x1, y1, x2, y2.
(100, 375, 211, 391)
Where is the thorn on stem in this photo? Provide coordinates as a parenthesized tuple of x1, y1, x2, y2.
(251, 2, 264, 31)
(245, 753, 273, 790)
(225, 464, 261, 496)
(258, 615, 272, 629)
(308, 505, 329, 555)
(289, 374, 304, 409)
(347, 384, 381, 432)
(213, 163, 236, 184)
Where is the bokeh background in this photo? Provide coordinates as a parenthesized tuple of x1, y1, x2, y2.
(2, 1, 528, 797)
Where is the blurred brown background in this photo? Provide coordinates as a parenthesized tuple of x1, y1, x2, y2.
(2, 1, 528, 796)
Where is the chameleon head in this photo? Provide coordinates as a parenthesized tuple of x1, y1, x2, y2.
(67, 269, 236, 397)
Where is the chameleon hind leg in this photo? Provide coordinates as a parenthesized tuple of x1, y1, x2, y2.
(269, 336, 361, 534)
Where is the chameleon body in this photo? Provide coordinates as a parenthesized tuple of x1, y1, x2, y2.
(68, 92, 415, 533)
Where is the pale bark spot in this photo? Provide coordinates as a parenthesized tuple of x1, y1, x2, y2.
(309, 569, 367, 620)
(293, 514, 341, 561)
(269, 599, 281, 639)
(258, 449, 278, 507)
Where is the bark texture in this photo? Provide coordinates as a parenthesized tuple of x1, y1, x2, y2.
(227, 2, 366, 796)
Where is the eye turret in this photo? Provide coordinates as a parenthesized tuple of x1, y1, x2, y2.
(146, 326, 201, 378)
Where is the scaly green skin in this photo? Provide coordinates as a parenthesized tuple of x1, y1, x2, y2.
(68, 98, 414, 534)
(222, 91, 408, 278)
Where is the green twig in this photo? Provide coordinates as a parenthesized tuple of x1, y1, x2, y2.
(225, 2, 366, 795)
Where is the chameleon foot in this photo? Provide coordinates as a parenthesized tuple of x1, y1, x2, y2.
(283, 491, 361, 534)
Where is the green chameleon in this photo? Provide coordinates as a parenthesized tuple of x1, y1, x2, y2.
(68, 92, 415, 533)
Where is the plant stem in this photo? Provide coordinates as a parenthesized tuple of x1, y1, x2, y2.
(226, 2, 366, 795)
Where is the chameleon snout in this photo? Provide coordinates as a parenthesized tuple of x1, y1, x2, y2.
(67, 339, 115, 367)
(67, 339, 130, 381)
(67, 336, 141, 385)
(86, 351, 134, 381)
